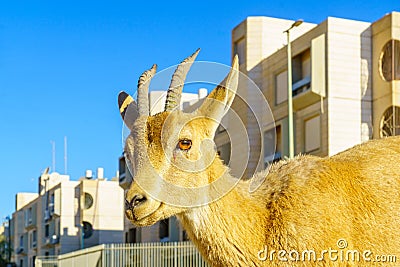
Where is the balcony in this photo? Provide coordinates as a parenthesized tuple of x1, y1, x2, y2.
(43, 235, 59, 248)
(292, 76, 311, 96)
(48, 203, 60, 217)
(292, 76, 325, 111)
(292, 33, 326, 111)
(44, 209, 52, 222)
(25, 218, 36, 231)
(50, 235, 59, 245)
(16, 247, 26, 255)
(25, 206, 37, 230)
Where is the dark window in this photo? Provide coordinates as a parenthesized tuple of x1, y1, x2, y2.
(292, 49, 311, 96)
(119, 156, 126, 177)
(264, 126, 281, 167)
(82, 221, 93, 239)
(182, 230, 190, 241)
(217, 143, 231, 165)
(128, 228, 136, 243)
(45, 224, 49, 238)
(159, 219, 169, 240)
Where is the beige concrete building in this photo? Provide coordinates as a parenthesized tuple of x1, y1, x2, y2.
(11, 168, 124, 267)
(220, 12, 400, 178)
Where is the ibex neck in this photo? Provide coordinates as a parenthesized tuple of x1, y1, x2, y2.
(178, 174, 267, 267)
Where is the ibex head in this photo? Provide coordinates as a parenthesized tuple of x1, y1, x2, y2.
(119, 50, 239, 226)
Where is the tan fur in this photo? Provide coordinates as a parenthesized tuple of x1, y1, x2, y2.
(175, 137, 400, 267)
(121, 55, 400, 266)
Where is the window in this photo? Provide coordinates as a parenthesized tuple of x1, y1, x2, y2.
(119, 155, 126, 178)
(182, 230, 190, 241)
(30, 231, 36, 248)
(380, 106, 400, 137)
(50, 193, 54, 205)
(159, 219, 169, 241)
(233, 38, 245, 65)
(380, 39, 400, 81)
(84, 193, 94, 209)
(264, 126, 282, 166)
(19, 235, 23, 248)
(305, 116, 321, 152)
(275, 71, 288, 105)
(32, 230, 37, 247)
(301, 49, 311, 78)
(82, 221, 93, 239)
(45, 224, 49, 238)
(217, 143, 231, 165)
(292, 49, 311, 96)
(128, 228, 136, 243)
(28, 207, 32, 223)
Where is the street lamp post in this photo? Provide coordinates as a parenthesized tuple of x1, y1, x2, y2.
(284, 19, 303, 159)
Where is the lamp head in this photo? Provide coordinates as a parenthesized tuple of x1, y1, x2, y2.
(293, 19, 303, 27)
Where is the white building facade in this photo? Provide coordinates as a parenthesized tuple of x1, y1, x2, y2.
(12, 168, 124, 267)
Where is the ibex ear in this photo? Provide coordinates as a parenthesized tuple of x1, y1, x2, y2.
(197, 55, 239, 133)
(118, 91, 138, 130)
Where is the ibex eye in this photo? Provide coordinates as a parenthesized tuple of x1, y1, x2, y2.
(178, 139, 192, 151)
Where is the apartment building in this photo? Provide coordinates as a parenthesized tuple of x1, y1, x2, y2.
(11, 168, 124, 267)
(223, 12, 400, 177)
(119, 90, 206, 243)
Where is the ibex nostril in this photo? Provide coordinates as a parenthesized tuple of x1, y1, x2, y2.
(132, 195, 147, 207)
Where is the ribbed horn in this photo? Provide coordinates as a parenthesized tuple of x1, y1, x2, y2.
(164, 49, 200, 111)
(137, 64, 157, 116)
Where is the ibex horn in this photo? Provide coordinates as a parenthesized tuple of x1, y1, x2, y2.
(164, 49, 200, 111)
(137, 64, 157, 116)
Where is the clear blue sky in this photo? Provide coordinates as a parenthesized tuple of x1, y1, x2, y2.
(0, 1, 398, 218)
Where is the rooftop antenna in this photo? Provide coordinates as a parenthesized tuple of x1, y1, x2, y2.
(64, 136, 68, 174)
(50, 140, 56, 172)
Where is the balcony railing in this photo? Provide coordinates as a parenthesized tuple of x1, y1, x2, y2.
(292, 76, 311, 96)
(43, 235, 59, 247)
(25, 217, 36, 230)
(16, 247, 25, 255)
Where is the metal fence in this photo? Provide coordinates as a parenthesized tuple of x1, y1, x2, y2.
(36, 241, 210, 267)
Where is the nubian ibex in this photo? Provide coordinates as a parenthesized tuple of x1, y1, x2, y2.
(118, 50, 400, 266)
